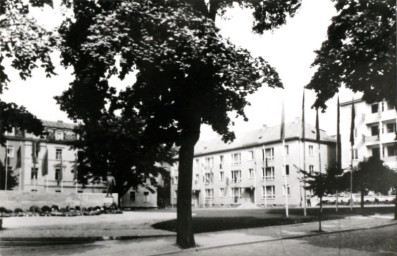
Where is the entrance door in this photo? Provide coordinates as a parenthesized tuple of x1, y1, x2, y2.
(249, 188, 255, 203)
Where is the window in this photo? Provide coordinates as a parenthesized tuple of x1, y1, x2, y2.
(249, 168, 255, 179)
(284, 145, 289, 155)
(55, 168, 62, 186)
(219, 171, 224, 181)
(6, 146, 14, 158)
(55, 131, 64, 140)
(265, 148, 274, 160)
(283, 185, 291, 196)
(195, 159, 199, 167)
(386, 144, 396, 157)
(219, 188, 225, 197)
(263, 186, 275, 199)
(231, 170, 241, 183)
(195, 174, 200, 184)
(248, 151, 254, 160)
(31, 167, 38, 180)
(354, 128, 357, 138)
(371, 126, 379, 136)
(264, 167, 275, 180)
(285, 165, 290, 176)
(174, 176, 178, 185)
(205, 157, 214, 167)
(144, 191, 149, 202)
(309, 165, 314, 173)
(204, 173, 213, 184)
(372, 148, 380, 159)
(55, 149, 63, 160)
(386, 123, 396, 134)
(205, 189, 214, 199)
(232, 187, 241, 198)
(371, 103, 379, 113)
(309, 145, 314, 156)
(174, 190, 178, 199)
(130, 191, 136, 202)
(386, 101, 394, 110)
(232, 153, 241, 165)
(219, 155, 224, 169)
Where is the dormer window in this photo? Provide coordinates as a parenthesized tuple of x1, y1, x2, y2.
(55, 131, 64, 140)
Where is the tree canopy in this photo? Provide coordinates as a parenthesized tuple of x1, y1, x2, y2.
(307, 0, 396, 109)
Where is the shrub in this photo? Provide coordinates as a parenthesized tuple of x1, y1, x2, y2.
(30, 206, 40, 213)
(75, 206, 81, 211)
(41, 206, 51, 212)
(14, 208, 23, 213)
(51, 205, 59, 211)
(0, 207, 8, 213)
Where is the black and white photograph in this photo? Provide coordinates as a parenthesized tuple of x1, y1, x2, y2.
(0, 0, 396, 255)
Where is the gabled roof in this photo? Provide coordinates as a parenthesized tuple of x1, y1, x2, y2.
(41, 120, 76, 130)
(194, 121, 335, 156)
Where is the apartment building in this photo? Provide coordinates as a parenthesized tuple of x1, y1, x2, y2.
(169, 120, 336, 207)
(340, 99, 397, 169)
(1, 120, 160, 208)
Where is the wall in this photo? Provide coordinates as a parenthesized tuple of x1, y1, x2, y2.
(0, 191, 118, 210)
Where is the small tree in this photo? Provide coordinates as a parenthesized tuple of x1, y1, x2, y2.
(0, 161, 18, 190)
(301, 170, 333, 232)
(346, 157, 394, 209)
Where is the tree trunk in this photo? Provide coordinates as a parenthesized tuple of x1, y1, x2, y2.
(176, 118, 200, 249)
(360, 189, 365, 209)
(319, 197, 323, 232)
(394, 194, 397, 220)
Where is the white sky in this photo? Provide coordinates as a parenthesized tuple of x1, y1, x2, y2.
(1, 0, 358, 140)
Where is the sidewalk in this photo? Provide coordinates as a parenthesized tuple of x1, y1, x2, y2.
(0, 213, 397, 255)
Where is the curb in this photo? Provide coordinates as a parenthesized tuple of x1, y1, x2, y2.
(150, 221, 397, 256)
(0, 234, 176, 246)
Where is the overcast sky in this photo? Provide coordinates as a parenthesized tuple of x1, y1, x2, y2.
(2, 0, 358, 140)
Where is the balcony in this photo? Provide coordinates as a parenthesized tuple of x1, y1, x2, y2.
(364, 135, 379, 146)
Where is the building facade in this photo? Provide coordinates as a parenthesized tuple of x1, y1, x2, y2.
(169, 120, 336, 207)
(340, 99, 397, 169)
(1, 120, 160, 208)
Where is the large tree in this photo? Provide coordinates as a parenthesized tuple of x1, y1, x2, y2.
(2, 0, 302, 248)
(307, 0, 396, 110)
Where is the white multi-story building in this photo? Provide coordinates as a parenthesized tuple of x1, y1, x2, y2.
(170, 120, 336, 207)
(340, 99, 397, 169)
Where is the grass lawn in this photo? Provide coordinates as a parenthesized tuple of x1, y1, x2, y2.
(152, 206, 394, 233)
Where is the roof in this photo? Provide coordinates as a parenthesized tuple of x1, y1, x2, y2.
(41, 120, 76, 130)
(194, 121, 335, 156)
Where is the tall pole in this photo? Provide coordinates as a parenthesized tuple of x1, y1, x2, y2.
(263, 145, 267, 208)
(5, 141, 8, 190)
(281, 99, 288, 217)
(349, 98, 355, 211)
(302, 90, 307, 216)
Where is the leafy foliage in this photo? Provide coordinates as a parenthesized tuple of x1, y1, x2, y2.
(71, 113, 175, 197)
(0, 160, 19, 190)
(0, 102, 43, 145)
(307, 0, 396, 109)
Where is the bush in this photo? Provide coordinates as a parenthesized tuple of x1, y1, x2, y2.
(0, 207, 9, 213)
(30, 206, 40, 213)
(51, 205, 59, 211)
(59, 207, 67, 213)
(75, 206, 81, 211)
(41, 206, 51, 212)
(14, 208, 23, 213)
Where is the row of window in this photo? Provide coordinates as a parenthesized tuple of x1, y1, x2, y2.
(371, 101, 394, 113)
(369, 122, 396, 136)
(5, 146, 65, 160)
(198, 145, 317, 168)
(200, 185, 290, 199)
(172, 165, 316, 185)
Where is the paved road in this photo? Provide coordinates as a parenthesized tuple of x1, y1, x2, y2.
(1, 224, 396, 256)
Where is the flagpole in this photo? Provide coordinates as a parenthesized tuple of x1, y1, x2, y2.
(349, 98, 355, 211)
(281, 99, 289, 218)
(75, 153, 78, 193)
(61, 152, 63, 193)
(262, 145, 267, 208)
(302, 90, 307, 216)
(5, 141, 8, 190)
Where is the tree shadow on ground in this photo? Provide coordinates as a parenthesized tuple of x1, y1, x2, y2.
(152, 216, 341, 233)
